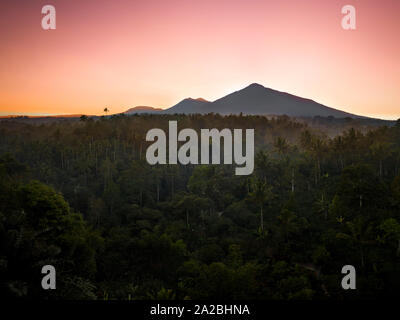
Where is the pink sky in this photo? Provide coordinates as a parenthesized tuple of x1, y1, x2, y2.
(0, 0, 399, 119)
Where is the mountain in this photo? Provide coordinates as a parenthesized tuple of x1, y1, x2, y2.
(123, 83, 365, 118)
(163, 98, 210, 114)
(124, 106, 163, 114)
(123, 98, 210, 115)
(198, 83, 361, 118)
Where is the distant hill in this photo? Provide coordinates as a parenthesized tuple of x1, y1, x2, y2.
(123, 83, 365, 118)
(124, 106, 163, 114)
(163, 98, 210, 114)
(123, 98, 211, 115)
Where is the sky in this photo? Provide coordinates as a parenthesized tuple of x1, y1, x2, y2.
(0, 0, 399, 119)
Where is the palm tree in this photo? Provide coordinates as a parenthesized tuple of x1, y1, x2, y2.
(300, 130, 326, 185)
(104, 107, 109, 116)
(336, 217, 375, 269)
(176, 193, 210, 229)
(332, 135, 345, 169)
(277, 207, 297, 244)
(378, 218, 400, 257)
(369, 141, 392, 177)
(315, 194, 329, 220)
(274, 137, 296, 193)
(274, 136, 289, 161)
(249, 177, 273, 233)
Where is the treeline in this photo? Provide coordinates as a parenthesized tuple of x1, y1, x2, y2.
(0, 114, 399, 299)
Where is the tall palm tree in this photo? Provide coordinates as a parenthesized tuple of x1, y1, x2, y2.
(370, 141, 392, 177)
(274, 136, 289, 161)
(249, 177, 273, 233)
(300, 130, 326, 185)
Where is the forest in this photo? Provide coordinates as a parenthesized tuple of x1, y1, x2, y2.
(0, 113, 399, 300)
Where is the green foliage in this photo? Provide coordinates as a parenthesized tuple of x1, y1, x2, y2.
(0, 114, 399, 299)
(0, 169, 100, 298)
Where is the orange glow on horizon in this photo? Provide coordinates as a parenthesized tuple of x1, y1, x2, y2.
(0, 0, 399, 119)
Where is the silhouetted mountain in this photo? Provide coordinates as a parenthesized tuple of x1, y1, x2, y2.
(198, 83, 362, 118)
(123, 83, 366, 118)
(163, 98, 210, 114)
(124, 106, 163, 114)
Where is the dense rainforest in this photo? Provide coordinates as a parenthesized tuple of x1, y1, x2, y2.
(0, 113, 400, 300)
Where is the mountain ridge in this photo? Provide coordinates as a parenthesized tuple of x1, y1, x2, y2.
(123, 83, 366, 118)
